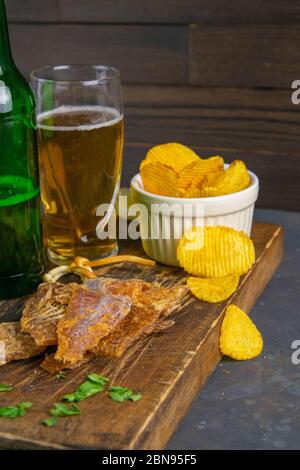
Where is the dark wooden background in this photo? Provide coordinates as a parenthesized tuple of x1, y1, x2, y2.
(6, 0, 300, 211)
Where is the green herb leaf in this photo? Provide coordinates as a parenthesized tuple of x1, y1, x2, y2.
(63, 382, 101, 402)
(0, 407, 19, 418)
(63, 374, 109, 403)
(49, 402, 81, 417)
(18, 402, 33, 416)
(62, 393, 77, 403)
(0, 402, 33, 419)
(87, 373, 109, 385)
(109, 385, 128, 392)
(109, 391, 125, 402)
(56, 371, 66, 380)
(108, 386, 142, 403)
(42, 416, 58, 427)
(131, 393, 142, 402)
(0, 383, 13, 392)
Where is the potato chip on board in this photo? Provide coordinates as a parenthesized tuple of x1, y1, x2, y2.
(201, 160, 250, 197)
(187, 274, 240, 303)
(140, 143, 199, 173)
(178, 156, 224, 194)
(219, 304, 263, 360)
(177, 226, 255, 277)
(140, 161, 179, 197)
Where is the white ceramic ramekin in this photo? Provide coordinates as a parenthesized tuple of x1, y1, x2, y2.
(130, 166, 259, 266)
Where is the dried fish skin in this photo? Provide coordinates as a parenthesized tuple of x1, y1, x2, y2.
(85, 278, 159, 303)
(21, 282, 76, 346)
(90, 278, 188, 358)
(0, 322, 44, 365)
(55, 288, 132, 365)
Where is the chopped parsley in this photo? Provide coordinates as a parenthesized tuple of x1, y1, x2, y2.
(42, 401, 81, 427)
(63, 374, 109, 403)
(0, 402, 33, 418)
(41, 373, 141, 427)
(0, 383, 13, 392)
(49, 402, 81, 417)
(108, 386, 142, 403)
(42, 416, 58, 427)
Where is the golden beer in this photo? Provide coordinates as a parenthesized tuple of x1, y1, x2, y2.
(37, 106, 124, 263)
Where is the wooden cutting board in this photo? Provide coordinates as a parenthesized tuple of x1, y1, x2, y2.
(0, 222, 283, 450)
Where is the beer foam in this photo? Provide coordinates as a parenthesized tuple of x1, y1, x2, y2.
(37, 105, 123, 131)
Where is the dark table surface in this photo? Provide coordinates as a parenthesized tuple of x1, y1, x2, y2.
(168, 208, 300, 450)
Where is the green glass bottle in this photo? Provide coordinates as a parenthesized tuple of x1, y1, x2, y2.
(0, 0, 43, 299)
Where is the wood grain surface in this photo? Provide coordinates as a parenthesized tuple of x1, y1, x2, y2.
(0, 223, 283, 450)
(6, 0, 60, 22)
(10, 22, 300, 89)
(7, 0, 300, 25)
(123, 86, 298, 156)
(189, 24, 300, 88)
(9, 24, 188, 84)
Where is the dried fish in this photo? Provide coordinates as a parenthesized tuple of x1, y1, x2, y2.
(0, 322, 44, 365)
(21, 282, 79, 346)
(55, 288, 132, 365)
(86, 278, 188, 358)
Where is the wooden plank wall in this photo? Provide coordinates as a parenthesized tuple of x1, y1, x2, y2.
(6, 0, 300, 211)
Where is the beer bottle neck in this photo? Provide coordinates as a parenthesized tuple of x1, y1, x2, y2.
(0, 0, 15, 74)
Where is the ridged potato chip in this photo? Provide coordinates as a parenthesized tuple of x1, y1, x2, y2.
(140, 143, 199, 173)
(182, 181, 203, 198)
(140, 161, 179, 197)
(182, 170, 226, 198)
(187, 274, 240, 303)
(177, 226, 255, 277)
(202, 169, 225, 187)
(201, 160, 250, 197)
(219, 304, 263, 360)
(178, 156, 224, 194)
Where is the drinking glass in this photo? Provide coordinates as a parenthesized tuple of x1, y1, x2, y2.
(31, 65, 124, 264)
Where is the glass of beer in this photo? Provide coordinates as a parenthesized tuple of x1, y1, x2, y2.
(31, 65, 124, 264)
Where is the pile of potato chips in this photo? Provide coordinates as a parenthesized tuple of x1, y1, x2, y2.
(177, 225, 255, 303)
(177, 225, 262, 360)
(140, 143, 250, 198)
